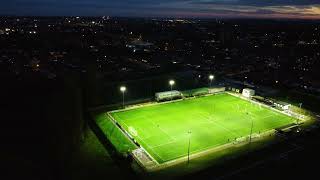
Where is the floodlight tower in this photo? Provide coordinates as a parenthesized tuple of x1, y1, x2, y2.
(169, 80, 175, 100)
(187, 130, 192, 164)
(249, 118, 254, 144)
(246, 112, 254, 145)
(297, 103, 303, 130)
(120, 86, 126, 109)
(169, 80, 175, 91)
(209, 75, 214, 87)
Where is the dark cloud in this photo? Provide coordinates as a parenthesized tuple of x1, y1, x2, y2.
(0, 0, 319, 18)
(191, 0, 320, 6)
(247, 9, 276, 15)
(9, 0, 319, 9)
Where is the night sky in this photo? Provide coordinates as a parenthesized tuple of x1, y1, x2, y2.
(1, 0, 320, 19)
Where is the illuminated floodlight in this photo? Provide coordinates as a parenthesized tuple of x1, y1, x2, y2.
(120, 86, 126, 108)
(169, 80, 175, 86)
(120, 86, 126, 92)
(209, 75, 215, 87)
(169, 80, 175, 100)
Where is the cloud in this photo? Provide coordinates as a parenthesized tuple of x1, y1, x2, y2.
(0, 0, 320, 19)
(191, 0, 320, 6)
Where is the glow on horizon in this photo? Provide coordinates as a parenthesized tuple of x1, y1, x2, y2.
(0, 1, 320, 19)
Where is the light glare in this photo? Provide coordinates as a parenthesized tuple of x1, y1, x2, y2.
(120, 86, 126, 92)
(169, 80, 175, 86)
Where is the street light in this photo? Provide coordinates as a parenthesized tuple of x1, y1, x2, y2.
(209, 75, 214, 87)
(120, 86, 126, 109)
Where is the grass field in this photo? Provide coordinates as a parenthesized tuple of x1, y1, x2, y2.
(109, 93, 296, 164)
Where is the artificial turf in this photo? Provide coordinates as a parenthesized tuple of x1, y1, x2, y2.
(95, 113, 137, 154)
(109, 93, 296, 164)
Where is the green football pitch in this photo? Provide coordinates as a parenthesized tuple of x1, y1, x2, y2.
(110, 93, 296, 164)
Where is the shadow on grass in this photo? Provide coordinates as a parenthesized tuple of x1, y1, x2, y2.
(85, 111, 139, 179)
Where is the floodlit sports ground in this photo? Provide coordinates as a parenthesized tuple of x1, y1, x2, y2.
(110, 93, 296, 164)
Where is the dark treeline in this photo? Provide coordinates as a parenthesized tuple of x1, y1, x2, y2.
(1, 70, 88, 180)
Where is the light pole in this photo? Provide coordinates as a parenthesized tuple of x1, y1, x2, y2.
(169, 80, 175, 91)
(209, 75, 214, 88)
(169, 80, 175, 101)
(297, 103, 303, 130)
(245, 111, 254, 147)
(249, 118, 254, 144)
(120, 86, 126, 109)
(187, 130, 192, 164)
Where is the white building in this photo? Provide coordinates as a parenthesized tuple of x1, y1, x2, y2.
(242, 88, 255, 98)
(273, 101, 291, 111)
(155, 90, 182, 101)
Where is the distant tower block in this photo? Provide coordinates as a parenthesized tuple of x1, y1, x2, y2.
(242, 88, 255, 98)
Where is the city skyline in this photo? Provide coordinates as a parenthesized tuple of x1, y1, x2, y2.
(1, 0, 320, 19)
